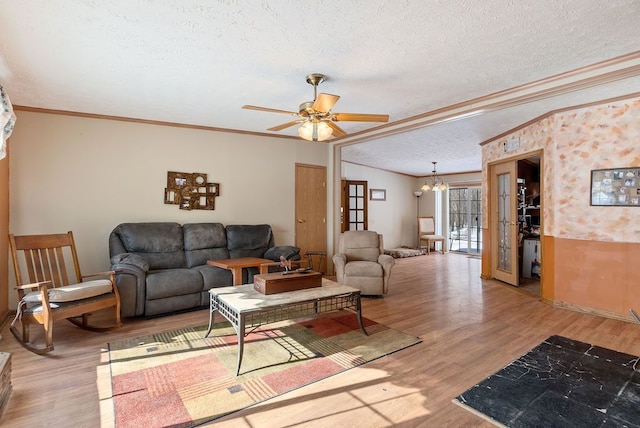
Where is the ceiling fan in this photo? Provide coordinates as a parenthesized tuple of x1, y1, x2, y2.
(242, 73, 389, 141)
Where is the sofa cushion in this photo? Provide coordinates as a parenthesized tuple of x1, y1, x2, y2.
(340, 231, 381, 262)
(344, 260, 383, 277)
(191, 264, 233, 288)
(263, 245, 301, 261)
(111, 223, 186, 270)
(226, 224, 273, 258)
(183, 223, 229, 268)
(145, 294, 202, 317)
(115, 222, 184, 252)
(145, 269, 204, 300)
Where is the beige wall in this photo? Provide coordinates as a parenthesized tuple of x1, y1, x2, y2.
(482, 95, 640, 318)
(7, 111, 330, 307)
(341, 161, 417, 249)
(339, 163, 482, 250)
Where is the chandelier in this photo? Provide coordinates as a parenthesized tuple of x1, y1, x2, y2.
(421, 161, 447, 191)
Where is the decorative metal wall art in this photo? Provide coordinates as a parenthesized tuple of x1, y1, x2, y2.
(164, 171, 220, 210)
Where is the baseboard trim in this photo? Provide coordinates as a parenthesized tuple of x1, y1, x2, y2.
(553, 300, 638, 324)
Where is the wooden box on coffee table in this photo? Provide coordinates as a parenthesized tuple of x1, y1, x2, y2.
(253, 271, 322, 295)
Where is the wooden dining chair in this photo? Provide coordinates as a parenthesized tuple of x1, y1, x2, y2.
(9, 231, 122, 354)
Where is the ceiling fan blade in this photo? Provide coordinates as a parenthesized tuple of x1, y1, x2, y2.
(326, 121, 347, 138)
(312, 93, 340, 113)
(332, 112, 389, 122)
(268, 120, 303, 131)
(242, 105, 298, 116)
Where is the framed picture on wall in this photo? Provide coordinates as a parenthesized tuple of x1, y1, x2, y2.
(590, 167, 640, 206)
(370, 189, 386, 201)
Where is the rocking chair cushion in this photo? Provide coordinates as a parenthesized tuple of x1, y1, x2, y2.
(22, 279, 114, 303)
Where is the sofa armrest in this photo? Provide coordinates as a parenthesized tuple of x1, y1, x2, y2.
(110, 253, 149, 272)
(332, 253, 347, 283)
(378, 254, 395, 273)
(264, 245, 301, 262)
(378, 254, 395, 293)
(110, 254, 148, 317)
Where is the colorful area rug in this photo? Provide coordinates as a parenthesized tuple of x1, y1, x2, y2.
(109, 313, 421, 427)
(453, 335, 640, 427)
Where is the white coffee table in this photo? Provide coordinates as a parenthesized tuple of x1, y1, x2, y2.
(204, 279, 367, 375)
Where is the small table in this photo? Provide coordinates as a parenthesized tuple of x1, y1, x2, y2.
(207, 257, 273, 285)
(304, 250, 327, 274)
(204, 279, 367, 375)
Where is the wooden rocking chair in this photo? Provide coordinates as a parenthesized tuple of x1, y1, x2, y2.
(9, 231, 122, 354)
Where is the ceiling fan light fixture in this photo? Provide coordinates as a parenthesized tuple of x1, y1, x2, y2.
(243, 72, 388, 141)
(298, 121, 314, 141)
(316, 121, 333, 141)
(297, 120, 333, 142)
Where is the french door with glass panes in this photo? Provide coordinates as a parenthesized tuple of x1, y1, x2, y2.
(491, 161, 518, 286)
(341, 180, 368, 232)
(448, 187, 482, 254)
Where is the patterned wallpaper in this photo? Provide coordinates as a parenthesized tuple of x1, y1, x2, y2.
(482, 95, 640, 242)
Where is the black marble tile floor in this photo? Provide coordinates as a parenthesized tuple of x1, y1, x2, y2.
(453, 335, 640, 427)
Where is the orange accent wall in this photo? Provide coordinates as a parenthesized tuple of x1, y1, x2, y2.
(481, 227, 491, 279)
(553, 238, 640, 316)
(541, 235, 554, 301)
(481, 95, 640, 319)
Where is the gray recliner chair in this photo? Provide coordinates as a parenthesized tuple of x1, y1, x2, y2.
(332, 230, 395, 295)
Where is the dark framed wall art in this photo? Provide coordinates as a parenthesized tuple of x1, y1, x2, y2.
(591, 167, 640, 206)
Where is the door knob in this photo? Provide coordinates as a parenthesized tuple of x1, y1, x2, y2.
(297, 219, 305, 223)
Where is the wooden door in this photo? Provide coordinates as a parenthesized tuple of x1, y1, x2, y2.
(295, 164, 327, 273)
(341, 180, 368, 232)
(490, 160, 519, 286)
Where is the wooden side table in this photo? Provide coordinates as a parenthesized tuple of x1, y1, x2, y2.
(207, 257, 274, 285)
(304, 251, 327, 274)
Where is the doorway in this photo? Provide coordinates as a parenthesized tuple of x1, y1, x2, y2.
(448, 187, 482, 254)
(489, 153, 542, 295)
(517, 156, 542, 296)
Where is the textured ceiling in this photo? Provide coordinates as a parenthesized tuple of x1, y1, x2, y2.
(1, 1, 640, 175)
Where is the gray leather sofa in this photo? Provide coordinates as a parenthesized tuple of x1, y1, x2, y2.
(109, 222, 300, 317)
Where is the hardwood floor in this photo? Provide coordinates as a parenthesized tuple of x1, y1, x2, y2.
(2, 253, 640, 427)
